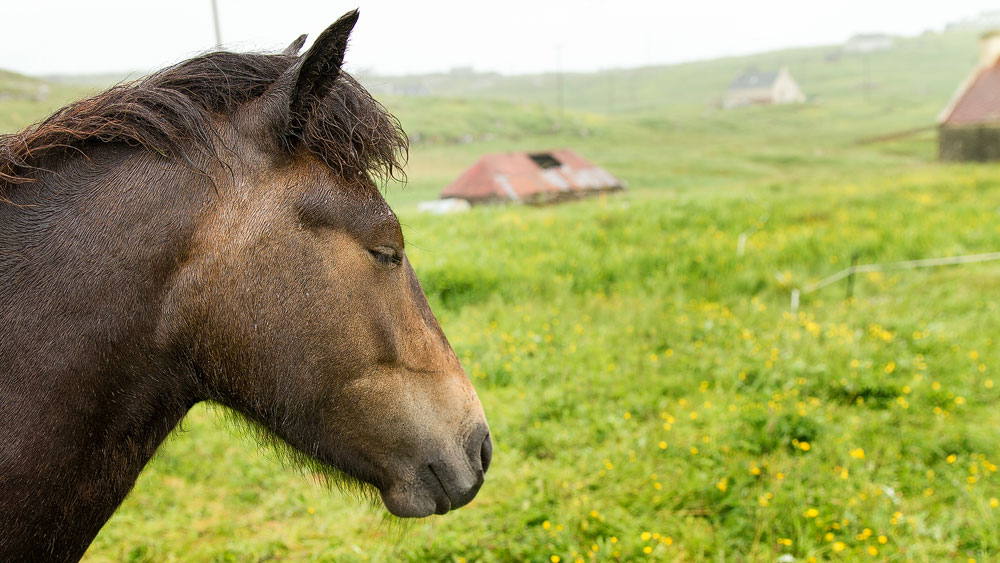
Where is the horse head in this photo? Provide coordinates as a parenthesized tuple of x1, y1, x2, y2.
(162, 11, 491, 517)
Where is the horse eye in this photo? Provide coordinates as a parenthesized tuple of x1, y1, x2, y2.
(369, 245, 401, 268)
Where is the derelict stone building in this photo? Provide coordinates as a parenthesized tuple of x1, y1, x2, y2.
(441, 148, 624, 205)
(938, 31, 1000, 161)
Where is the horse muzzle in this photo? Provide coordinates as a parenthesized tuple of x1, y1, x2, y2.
(379, 426, 492, 517)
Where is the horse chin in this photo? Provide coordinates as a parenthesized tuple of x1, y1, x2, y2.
(379, 484, 442, 518)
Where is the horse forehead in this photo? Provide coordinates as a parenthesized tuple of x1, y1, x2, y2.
(351, 188, 400, 238)
(283, 167, 401, 240)
(329, 178, 395, 219)
(347, 189, 398, 238)
(355, 184, 395, 217)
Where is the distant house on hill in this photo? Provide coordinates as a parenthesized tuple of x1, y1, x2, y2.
(844, 34, 894, 54)
(722, 67, 806, 109)
(938, 31, 1000, 161)
(441, 148, 624, 205)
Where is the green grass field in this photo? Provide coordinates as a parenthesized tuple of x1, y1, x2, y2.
(3, 29, 999, 561)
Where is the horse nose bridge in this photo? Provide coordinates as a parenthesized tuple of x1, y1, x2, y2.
(405, 271, 456, 353)
(397, 308, 463, 373)
(414, 309, 455, 356)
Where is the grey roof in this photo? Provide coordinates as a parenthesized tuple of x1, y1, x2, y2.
(729, 70, 779, 90)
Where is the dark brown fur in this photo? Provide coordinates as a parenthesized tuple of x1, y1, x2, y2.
(0, 11, 489, 562)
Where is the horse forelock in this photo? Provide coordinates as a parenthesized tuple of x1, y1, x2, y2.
(0, 50, 408, 194)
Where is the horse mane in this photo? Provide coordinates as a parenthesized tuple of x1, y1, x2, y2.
(0, 50, 407, 190)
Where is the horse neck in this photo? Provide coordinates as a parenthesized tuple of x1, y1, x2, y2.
(0, 147, 211, 560)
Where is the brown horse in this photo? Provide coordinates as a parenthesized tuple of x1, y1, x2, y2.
(0, 10, 491, 561)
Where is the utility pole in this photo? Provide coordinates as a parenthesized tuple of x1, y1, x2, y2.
(555, 43, 564, 130)
(211, 0, 223, 49)
(863, 53, 871, 101)
(608, 69, 615, 114)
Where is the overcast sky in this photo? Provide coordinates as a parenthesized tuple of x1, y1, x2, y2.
(1, 1, 997, 77)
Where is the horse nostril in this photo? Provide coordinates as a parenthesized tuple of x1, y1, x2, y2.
(480, 432, 493, 474)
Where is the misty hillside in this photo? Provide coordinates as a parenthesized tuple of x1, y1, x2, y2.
(2, 28, 986, 205)
(2, 29, 984, 142)
(0, 68, 47, 99)
(0, 69, 103, 133)
(364, 29, 979, 119)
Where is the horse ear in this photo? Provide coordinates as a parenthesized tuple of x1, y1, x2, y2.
(285, 9, 359, 142)
(282, 34, 308, 56)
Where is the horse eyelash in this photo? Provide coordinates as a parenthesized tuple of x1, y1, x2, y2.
(370, 248, 401, 268)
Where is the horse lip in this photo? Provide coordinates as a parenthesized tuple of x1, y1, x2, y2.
(428, 460, 484, 513)
(427, 462, 453, 515)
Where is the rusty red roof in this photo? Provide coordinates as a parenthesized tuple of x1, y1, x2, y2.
(941, 61, 1000, 125)
(441, 148, 623, 203)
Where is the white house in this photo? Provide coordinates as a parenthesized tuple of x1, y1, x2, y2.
(722, 67, 806, 109)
